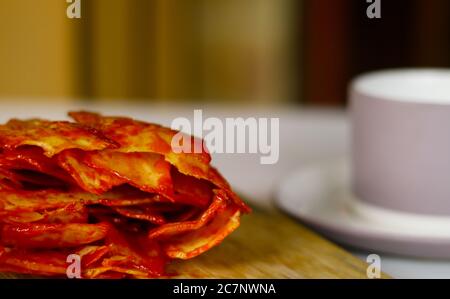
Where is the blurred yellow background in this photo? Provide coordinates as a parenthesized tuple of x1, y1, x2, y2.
(0, 0, 448, 105)
(0, 0, 299, 103)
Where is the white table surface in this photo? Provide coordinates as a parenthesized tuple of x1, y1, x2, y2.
(1, 100, 449, 278)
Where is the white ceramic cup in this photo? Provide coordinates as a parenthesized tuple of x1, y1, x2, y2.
(350, 69, 450, 215)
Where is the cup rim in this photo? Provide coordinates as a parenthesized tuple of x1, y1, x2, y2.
(350, 68, 450, 105)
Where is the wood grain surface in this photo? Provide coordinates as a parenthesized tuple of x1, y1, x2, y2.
(170, 207, 388, 278)
(0, 207, 388, 279)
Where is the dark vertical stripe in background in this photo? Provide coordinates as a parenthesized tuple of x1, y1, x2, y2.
(303, 0, 450, 106)
(412, 0, 450, 66)
(303, 0, 351, 106)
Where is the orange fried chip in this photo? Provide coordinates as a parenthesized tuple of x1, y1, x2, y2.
(113, 206, 166, 225)
(148, 189, 227, 239)
(83, 150, 174, 198)
(0, 146, 72, 183)
(57, 150, 125, 194)
(0, 203, 87, 224)
(45, 203, 88, 224)
(171, 168, 212, 208)
(96, 228, 167, 278)
(78, 245, 110, 268)
(0, 111, 249, 278)
(99, 189, 172, 206)
(84, 237, 167, 278)
(69, 111, 211, 175)
(0, 249, 69, 276)
(0, 190, 98, 212)
(0, 210, 45, 223)
(0, 245, 111, 277)
(0, 189, 168, 218)
(68, 111, 250, 213)
(83, 266, 147, 278)
(148, 190, 240, 259)
(0, 119, 117, 157)
(200, 166, 250, 213)
(1, 222, 110, 249)
(98, 195, 165, 207)
(164, 204, 240, 259)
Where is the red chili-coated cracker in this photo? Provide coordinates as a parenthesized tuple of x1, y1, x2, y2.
(83, 228, 167, 278)
(83, 150, 174, 198)
(68, 111, 250, 212)
(0, 146, 73, 183)
(0, 119, 117, 157)
(148, 190, 241, 259)
(0, 202, 88, 224)
(1, 222, 110, 249)
(57, 150, 126, 194)
(0, 111, 250, 279)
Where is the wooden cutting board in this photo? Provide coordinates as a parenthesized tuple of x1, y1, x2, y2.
(170, 207, 389, 278)
(0, 207, 388, 279)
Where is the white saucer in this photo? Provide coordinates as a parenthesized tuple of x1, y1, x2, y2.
(275, 158, 450, 258)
